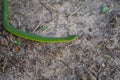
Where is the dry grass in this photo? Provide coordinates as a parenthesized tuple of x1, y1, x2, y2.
(0, 0, 120, 80)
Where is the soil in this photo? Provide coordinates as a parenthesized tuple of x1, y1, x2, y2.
(0, 0, 120, 80)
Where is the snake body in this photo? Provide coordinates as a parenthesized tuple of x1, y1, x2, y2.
(2, 0, 77, 42)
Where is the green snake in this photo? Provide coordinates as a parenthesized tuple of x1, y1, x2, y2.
(2, 0, 77, 42)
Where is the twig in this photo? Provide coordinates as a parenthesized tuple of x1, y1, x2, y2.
(83, 66, 97, 80)
(2, 57, 8, 72)
(68, 6, 82, 18)
(32, 21, 42, 33)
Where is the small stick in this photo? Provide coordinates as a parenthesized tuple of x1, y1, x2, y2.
(32, 21, 42, 33)
(68, 6, 81, 18)
(83, 66, 97, 80)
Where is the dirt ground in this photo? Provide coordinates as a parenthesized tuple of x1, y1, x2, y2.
(0, 0, 120, 80)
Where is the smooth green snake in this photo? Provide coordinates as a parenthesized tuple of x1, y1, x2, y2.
(2, 0, 77, 42)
